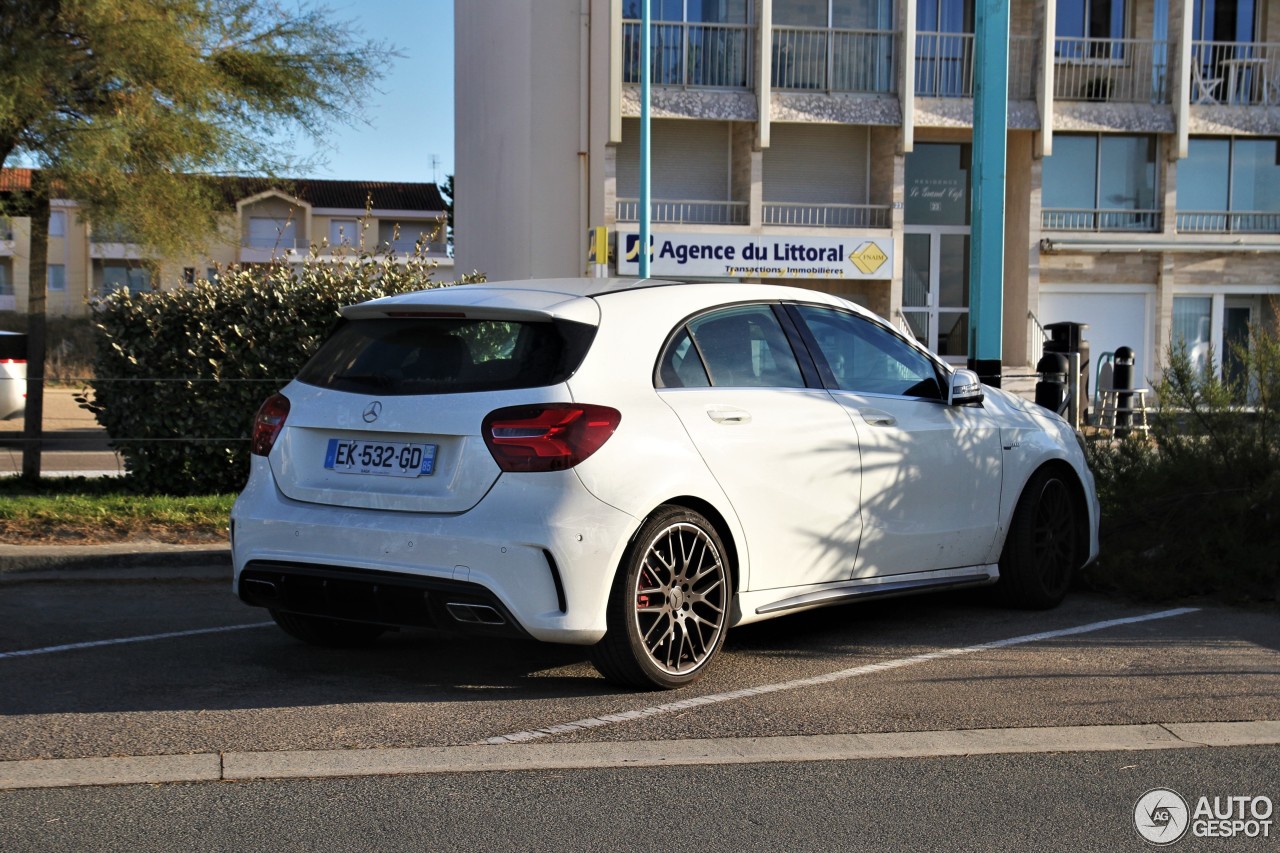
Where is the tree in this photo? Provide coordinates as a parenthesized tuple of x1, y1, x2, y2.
(0, 0, 392, 479)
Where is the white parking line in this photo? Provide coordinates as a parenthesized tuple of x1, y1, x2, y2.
(483, 608, 1201, 745)
(0, 622, 275, 660)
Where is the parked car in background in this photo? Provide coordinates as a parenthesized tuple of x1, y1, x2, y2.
(231, 278, 1100, 689)
(0, 331, 26, 420)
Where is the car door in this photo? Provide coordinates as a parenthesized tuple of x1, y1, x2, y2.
(656, 303, 863, 592)
(788, 304, 1003, 578)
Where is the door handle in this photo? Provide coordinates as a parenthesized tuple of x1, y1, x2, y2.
(707, 407, 752, 425)
(859, 408, 897, 427)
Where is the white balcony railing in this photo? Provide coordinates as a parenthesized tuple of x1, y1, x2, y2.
(1054, 37, 1171, 103)
(1176, 210, 1280, 233)
(914, 33, 1037, 99)
(622, 20, 754, 89)
(771, 26, 896, 93)
(762, 202, 891, 228)
(616, 199, 748, 226)
(1042, 208, 1163, 232)
(1191, 41, 1280, 106)
(242, 236, 307, 250)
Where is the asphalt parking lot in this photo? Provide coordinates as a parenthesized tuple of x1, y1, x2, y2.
(2, 561, 1278, 765)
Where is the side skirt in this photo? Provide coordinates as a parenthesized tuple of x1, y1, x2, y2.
(732, 565, 999, 627)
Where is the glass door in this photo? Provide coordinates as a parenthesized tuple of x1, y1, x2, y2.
(903, 228, 970, 361)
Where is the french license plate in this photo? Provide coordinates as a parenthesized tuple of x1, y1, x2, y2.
(324, 438, 437, 477)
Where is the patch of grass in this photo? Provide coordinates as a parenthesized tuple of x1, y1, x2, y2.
(0, 480, 234, 544)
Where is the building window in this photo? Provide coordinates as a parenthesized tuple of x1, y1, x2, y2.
(1173, 293, 1272, 394)
(0, 263, 11, 295)
(623, 0, 752, 88)
(183, 267, 196, 285)
(48, 264, 66, 291)
(1193, 0, 1256, 42)
(378, 221, 439, 254)
(1042, 134, 1159, 231)
(329, 219, 359, 247)
(1177, 137, 1280, 233)
(1057, 0, 1126, 44)
(207, 267, 219, 284)
(772, 0, 895, 92)
(48, 210, 67, 237)
(247, 216, 297, 250)
(102, 264, 151, 295)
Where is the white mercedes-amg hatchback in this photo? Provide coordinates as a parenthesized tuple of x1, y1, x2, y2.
(231, 278, 1099, 689)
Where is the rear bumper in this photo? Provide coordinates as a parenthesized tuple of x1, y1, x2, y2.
(231, 458, 639, 644)
(240, 561, 532, 639)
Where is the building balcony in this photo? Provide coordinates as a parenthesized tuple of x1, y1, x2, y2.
(1176, 210, 1280, 234)
(771, 26, 896, 94)
(1053, 37, 1171, 104)
(762, 202, 891, 229)
(1191, 41, 1280, 106)
(1041, 208, 1163, 232)
(914, 33, 1037, 100)
(622, 20, 754, 89)
(616, 199, 748, 226)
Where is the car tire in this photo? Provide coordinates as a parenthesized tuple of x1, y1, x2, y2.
(269, 609, 388, 647)
(591, 506, 730, 690)
(996, 468, 1080, 609)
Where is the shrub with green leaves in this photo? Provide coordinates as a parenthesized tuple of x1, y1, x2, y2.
(85, 246, 481, 494)
(1085, 322, 1280, 604)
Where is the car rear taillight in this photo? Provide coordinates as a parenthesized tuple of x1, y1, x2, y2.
(482, 404, 621, 472)
(251, 393, 290, 457)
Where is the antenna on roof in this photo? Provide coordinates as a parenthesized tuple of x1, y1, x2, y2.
(430, 154, 440, 184)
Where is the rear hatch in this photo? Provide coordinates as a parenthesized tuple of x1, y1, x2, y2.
(268, 293, 600, 513)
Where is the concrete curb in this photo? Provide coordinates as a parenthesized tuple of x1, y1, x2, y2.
(0, 543, 231, 575)
(3, 721, 1278, 791)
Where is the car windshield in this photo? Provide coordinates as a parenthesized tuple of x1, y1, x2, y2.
(296, 316, 597, 395)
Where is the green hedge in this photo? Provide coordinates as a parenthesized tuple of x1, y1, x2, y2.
(1084, 327, 1280, 604)
(85, 248, 480, 494)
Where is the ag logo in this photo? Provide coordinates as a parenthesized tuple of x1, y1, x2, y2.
(1135, 788, 1189, 845)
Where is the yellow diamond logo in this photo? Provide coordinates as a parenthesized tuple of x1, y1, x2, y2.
(849, 241, 888, 275)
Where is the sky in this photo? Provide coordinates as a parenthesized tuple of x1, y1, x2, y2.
(289, 0, 455, 186)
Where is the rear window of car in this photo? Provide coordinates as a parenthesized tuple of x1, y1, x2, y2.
(296, 317, 597, 395)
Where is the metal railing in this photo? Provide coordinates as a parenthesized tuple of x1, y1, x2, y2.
(615, 199, 749, 225)
(771, 26, 897, 93)
(1041, 208, 1163, 232)
(1054, 37, 1170, 103)
(90, 228, 141, 244)
(622, 20, 754, 88)
(1191, 41, 1280, 106)
(762, 202, 891, 228)
(912, 33, 1037, 99)
(1176, 210, 1280, 234)
(242, 236, 307, 250)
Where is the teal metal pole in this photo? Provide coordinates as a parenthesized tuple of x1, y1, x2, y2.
(969, 0, 1009, 386)
(639, 0, 652, 278)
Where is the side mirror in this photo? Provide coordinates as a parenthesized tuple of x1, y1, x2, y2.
(948, 369, 984, 406)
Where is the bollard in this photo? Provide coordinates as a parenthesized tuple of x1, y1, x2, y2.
(1035, 352, 1069, 415)
(1114, 346, 1135, 437)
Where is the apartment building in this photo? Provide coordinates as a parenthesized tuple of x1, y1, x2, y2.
(456, 0, 1280, 382)
(0, 171, 451, 318)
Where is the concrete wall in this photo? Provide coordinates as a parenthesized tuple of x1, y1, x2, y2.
(456, 0, 587, 281)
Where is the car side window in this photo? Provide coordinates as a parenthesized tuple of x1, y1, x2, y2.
(795, 305, 942, 399)
(687, 305, 805, 389)
(657, 326, 711, 388)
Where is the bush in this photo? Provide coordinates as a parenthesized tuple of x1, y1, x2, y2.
(1084, 324, 1280, 604)
(84, 245, 482, 494)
